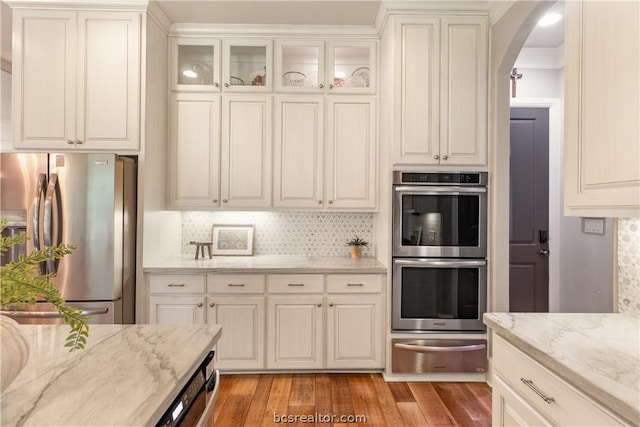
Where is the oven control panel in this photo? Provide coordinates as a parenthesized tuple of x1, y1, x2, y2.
(393, 171, 488, 185)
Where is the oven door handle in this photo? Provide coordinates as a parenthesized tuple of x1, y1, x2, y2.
(394, 259, 486, 267)
(393, 185, 486, 194)
(394, 342, 487, 353)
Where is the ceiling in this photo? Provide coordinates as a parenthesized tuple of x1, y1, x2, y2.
(523, 1, 564, 48)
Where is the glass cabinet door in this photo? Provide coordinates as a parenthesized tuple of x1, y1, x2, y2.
(171, 38, 221, 91)
(223, 40, 272, 92)
(326, 41, 376, 94)
(275, 40, 324, 92)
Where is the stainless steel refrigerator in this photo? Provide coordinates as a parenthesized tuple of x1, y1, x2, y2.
(0, 153, 136, 324)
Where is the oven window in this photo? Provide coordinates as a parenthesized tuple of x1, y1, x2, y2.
(401, 267, 479, 319)
(401, 194, 479, 247)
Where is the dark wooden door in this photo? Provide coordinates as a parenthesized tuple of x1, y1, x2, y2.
(509, 108, 549, 312)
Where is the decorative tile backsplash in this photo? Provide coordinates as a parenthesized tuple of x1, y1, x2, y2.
(182, 211, 374, 257)
(618, 218, 640, 317)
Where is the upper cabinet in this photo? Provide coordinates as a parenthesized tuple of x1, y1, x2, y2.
(171, 38, 221, 91)
(12, 9, 141, 151)
(223, 39, 272, 92)
(275, 40, 376, 94)
(564, 1, 640, 217)
(391, 15, 488, 166)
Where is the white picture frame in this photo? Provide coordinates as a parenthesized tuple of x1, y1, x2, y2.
(211, 224, 255, 256)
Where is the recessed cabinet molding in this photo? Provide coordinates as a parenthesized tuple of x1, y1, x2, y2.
(12, 9, 141, 151)
(563, 0, 640, 217)
(391, 15, 488, 166)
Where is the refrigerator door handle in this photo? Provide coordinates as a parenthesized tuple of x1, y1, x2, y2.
(43, 173, 63, 274)
(0, 307, 109, 318)
(33, 173, 47, 274)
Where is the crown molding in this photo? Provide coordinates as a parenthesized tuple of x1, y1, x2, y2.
(169, 23, 379, 38)
(4, 0, 150, 11)
(147, 1, 171, 34)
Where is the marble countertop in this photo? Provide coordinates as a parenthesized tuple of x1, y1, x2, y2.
(1, 323, 222, 426)
(484, 312, 640, 425)
(144, 255, 388, 274)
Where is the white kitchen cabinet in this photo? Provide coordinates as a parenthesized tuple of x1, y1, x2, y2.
(220, 95, 272, 208)
(149, 296, 206, 324)
(491, 333, 625, 426)
(326, 41, 376, 94)
(168, 92, 221, 209)
(170, 37, 221, 92)
(326, 96, 377, 209)
(208, 296, 265, 370)
(222, 39, 272, 92)
(564, 0, 640, 217)
(12, 9, 141, 151)
(207, 274, 266, 370)
(392, 15, 488, 166)
(266, 295, 324, 369)
(275, 40, 325, 93)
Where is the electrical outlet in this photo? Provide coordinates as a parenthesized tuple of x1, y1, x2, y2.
(582, 217, 605, 235)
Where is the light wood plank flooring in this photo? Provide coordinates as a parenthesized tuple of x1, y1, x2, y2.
(212, 373, 492, 427)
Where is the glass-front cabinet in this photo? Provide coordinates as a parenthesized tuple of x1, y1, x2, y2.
(275, 40, 324, 92)
(223, 39, 272, 92)
(171, 38, 221, 91)
(326, 41, 375, 94)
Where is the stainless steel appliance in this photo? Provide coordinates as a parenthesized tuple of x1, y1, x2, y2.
(393, 171, 488, 258)
(157, 351, 220, 427)
(392, 171, 488, 333)
(0, 153, 136, 324)
(391, 339, 487, 373)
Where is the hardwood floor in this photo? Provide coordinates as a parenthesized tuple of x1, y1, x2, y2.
(212, 373, 492, 427)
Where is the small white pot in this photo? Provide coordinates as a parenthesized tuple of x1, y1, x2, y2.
(1, 315, 29, 392)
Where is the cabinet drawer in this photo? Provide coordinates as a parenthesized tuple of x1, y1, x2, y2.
(492, 334, 623, 426)
(268, 274, 324, 293)
(326, 274, 382, 293)
(149, 275, 206, 294)
(208, 274, 265, 294)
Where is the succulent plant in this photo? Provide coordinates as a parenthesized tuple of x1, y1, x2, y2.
(346, 236, 369, 247)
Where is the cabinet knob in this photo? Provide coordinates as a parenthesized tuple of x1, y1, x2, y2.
(442, 154, 448, 160)
(317, 200, 322, 204)
(434, 154, 440, 160)
(224, 83, 229, 88)
(214, 82, 219, 87)
(328, 84, 334, 89)
(209, 302, 215, 307)
(317, 303, 322, 307)
(197, 303, 203, 307)
(75, 140, 82, 145)
(222, 199, 228, 203)
(212, 199, 218, 203)
(319, 83, 324, 89)
(66, 139, 74, 145)
(328, 200, 333, 204)
(328, 303, 334, 307)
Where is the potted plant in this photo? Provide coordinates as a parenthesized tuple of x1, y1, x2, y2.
(0, 221, 89, 390)
(346, 236, 369, 258)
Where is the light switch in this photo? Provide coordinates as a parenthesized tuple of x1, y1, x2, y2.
(582, 217, 605, 235)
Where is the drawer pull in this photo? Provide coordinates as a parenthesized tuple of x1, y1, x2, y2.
(520, 378, 556, 404)
(347, 283, 364, 287)
(167, 283, 185, 287)
(227, 283, 245, 287)
(394, 342, 486, 353)
(288, 283, 304, 287)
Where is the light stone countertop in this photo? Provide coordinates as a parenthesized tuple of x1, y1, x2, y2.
(1, 323, 222, 426)
(483, 312, 640, 425)
(143, 255, 387, 274)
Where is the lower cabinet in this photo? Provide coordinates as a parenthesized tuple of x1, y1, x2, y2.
(492, 374, 552, 427)
(148, 272, 384, 371)
(148, 296, 206, 325)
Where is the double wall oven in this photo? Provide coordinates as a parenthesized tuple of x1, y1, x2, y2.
(392, 171, 488, 333)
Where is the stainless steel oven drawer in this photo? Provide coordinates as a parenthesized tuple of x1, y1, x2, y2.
(391, 339, 487, 373)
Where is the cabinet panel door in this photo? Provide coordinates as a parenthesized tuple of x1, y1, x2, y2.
(564, 1, 640, 217)
(492, 374, 553, 427)
(326, 96, 377, 209)
(394, 17, 440, 164)
(208, 296, 265, 370)
(274, 96, 324, 208)
(326, 295, 382, 369)
(13, 10, 76, 149)
(169, 93, 221, 208)
(267, 296, 323, 369)
(149, 296, 206, 325)
(440, 17, 488, 166)
(221, 95, 272, 208)
(78, 11, 141, 150)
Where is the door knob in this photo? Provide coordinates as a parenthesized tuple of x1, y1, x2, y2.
(539, 249, 550, 256)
